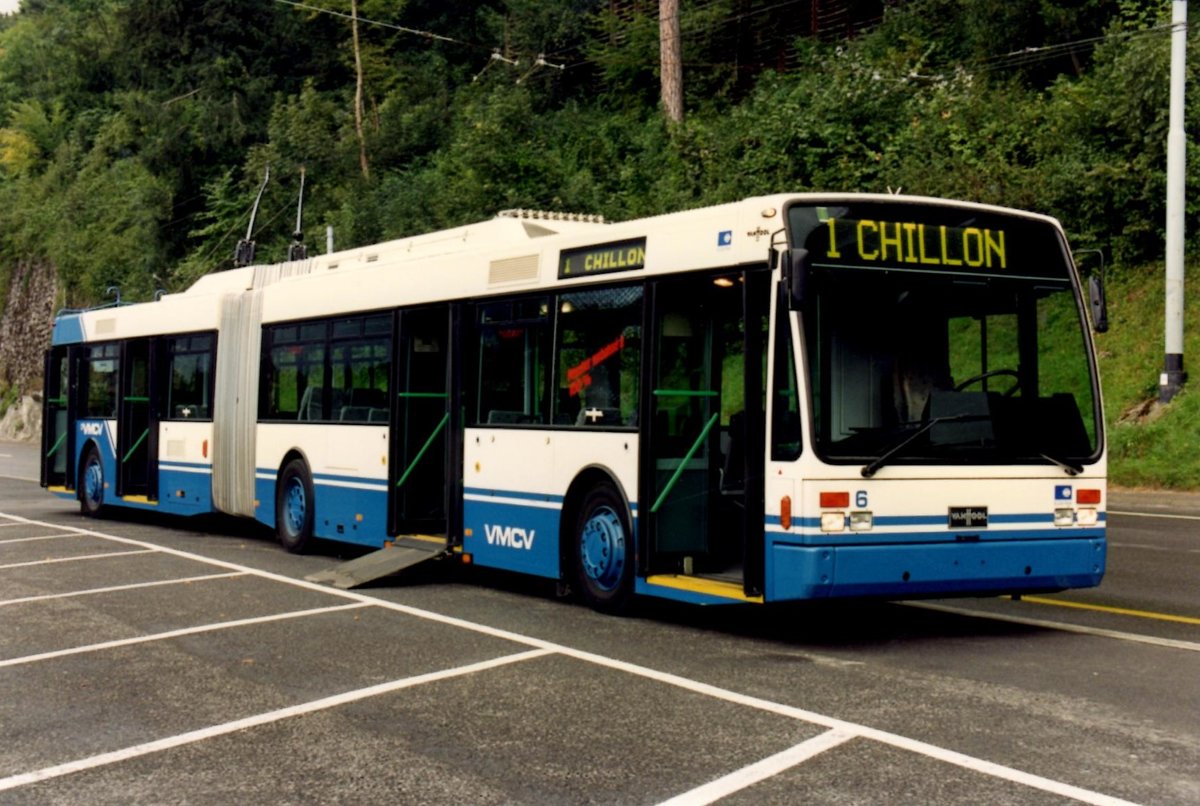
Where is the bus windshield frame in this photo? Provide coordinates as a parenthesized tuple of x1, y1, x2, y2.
(786, 200, 1103, 471)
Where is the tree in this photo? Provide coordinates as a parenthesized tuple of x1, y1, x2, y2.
(659, 0, 683, 122)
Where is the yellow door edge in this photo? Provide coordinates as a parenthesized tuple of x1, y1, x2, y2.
(644, 574, 763, 603)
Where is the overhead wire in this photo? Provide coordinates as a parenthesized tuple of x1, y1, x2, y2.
(271, 0, 1193, 88)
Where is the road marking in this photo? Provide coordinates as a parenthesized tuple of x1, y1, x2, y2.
(0, 474, 39, 483)
(0, 513, 1149, 805)
(1018, 595, 1200, 626)
(1109, 509, 1200, 522)
(0, 648, 553, 793)
(656, 729, 856, 805)
(0, 549, 155, 570)
(0, 533, 82, 545)
(909, 601, 1200, 653)
(0, 602, 369, 668)
(0, 572, 247, 607)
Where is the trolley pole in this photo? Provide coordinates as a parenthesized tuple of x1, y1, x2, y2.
(1162, 0, 1188, 403)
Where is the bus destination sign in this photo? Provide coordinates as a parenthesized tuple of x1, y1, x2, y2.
(817, 218, 1008, 272)
(558, 238, 646, 280)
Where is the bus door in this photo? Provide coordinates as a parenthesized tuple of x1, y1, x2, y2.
(389, 305, 452, 538)
(643, 270, 768, 593)
(41, 346, 74, 489)
(116, 338, 157, 499)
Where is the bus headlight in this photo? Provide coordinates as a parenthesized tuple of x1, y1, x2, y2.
(1076, 507, 1099, 526)
(849, 511, 873, 531)
(1054, 508, 1075, 527)
(820, 512, 846, 532)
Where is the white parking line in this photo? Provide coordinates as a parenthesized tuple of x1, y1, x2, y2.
(0, 533, 82, 545)
(907, 601, 1200, 653)
(1109, 509, 1200, 521)
(0, 602, 369, 668)
(0, 549, 155, 570)
(0, 572, 247, 607)
(0, 514, 1145, 805)
(657, 729, 857, 805)
(0, 648, 553, 793)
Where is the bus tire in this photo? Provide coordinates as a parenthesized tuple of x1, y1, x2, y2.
(276, 458, 315, 553)
(79, 446, 105, 517)
(573, 482, 634, 614)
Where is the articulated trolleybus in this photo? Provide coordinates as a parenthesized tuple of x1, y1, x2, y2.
(42, 194, 1107, 612)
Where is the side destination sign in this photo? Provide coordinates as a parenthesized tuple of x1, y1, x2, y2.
(559, 237, 646, 279)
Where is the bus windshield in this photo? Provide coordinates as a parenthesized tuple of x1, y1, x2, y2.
(787, 201, 1101, 470)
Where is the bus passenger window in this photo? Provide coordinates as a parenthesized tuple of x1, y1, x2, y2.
(84, 344, 119, 419)
(475, 298, 549, 426)
(166, 334, 214, 420)
(555, 286, 642, 428)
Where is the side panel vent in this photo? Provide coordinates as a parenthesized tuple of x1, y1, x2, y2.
(488, 255, 540, 286)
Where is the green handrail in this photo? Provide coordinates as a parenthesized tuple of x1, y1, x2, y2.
(46, 432, 66, 459)
(395, 412, 450, 489)
(122, 428, 149, 464)
(650, 412, 719, 514)
(653, 389, 718, 398)
(397, 392, 448, 399)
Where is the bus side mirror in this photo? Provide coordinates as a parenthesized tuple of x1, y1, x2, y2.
(782, 248, 810, 310)
(1088, 275, 1108, 333)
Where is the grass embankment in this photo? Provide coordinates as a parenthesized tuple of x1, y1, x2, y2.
(1099, 262, 1200, 489)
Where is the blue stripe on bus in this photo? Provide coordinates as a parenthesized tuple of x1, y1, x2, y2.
(764, 512, 1107, 529)
(464, 486, 564, 504)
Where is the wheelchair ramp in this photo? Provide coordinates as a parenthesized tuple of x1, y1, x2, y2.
(305, 536, 449, 589)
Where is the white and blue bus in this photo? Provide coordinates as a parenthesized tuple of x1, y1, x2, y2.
(42, 193, 1107, 611)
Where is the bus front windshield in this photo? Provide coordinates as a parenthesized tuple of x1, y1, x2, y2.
(788, 201, 1101, 470)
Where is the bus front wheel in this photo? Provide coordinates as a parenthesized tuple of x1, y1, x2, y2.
(573, 483, 634, 614)
(276, 458, 315, 553)
(79, 446, 105, 517)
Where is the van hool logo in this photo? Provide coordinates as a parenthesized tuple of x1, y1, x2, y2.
(948, 506, 988, 528)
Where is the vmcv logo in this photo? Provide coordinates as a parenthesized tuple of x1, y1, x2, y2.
(79, 422, 104, 436)
(484, 523, 536, 550)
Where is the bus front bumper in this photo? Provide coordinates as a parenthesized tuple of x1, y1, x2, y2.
(768, 535, 1106, 601)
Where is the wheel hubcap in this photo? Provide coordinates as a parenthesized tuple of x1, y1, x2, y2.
(284, 479, 306, 535)
(84, 459, 103, 506)
(580, 505, 625, 592)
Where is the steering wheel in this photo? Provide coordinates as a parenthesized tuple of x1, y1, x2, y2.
(954, 368, 1020, 396)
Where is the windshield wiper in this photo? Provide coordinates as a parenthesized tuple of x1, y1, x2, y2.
(1038, 453, 1082, 476)
(860, 414, 980, 478)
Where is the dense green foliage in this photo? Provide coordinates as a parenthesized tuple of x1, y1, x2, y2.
(1, 1, 1198, 484)
(2, 0, 1196, 300)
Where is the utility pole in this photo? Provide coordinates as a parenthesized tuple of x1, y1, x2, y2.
(1162, 0, 1188, 402)
(660, 0, 683, 123)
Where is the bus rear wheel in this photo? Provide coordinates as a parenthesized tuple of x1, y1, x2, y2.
(573, 483, 634, 614)
(276, 458, 315, 553)
(79, 446, 105, 517)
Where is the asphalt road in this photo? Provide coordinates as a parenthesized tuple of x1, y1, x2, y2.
(1, 438, 1197, 805)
